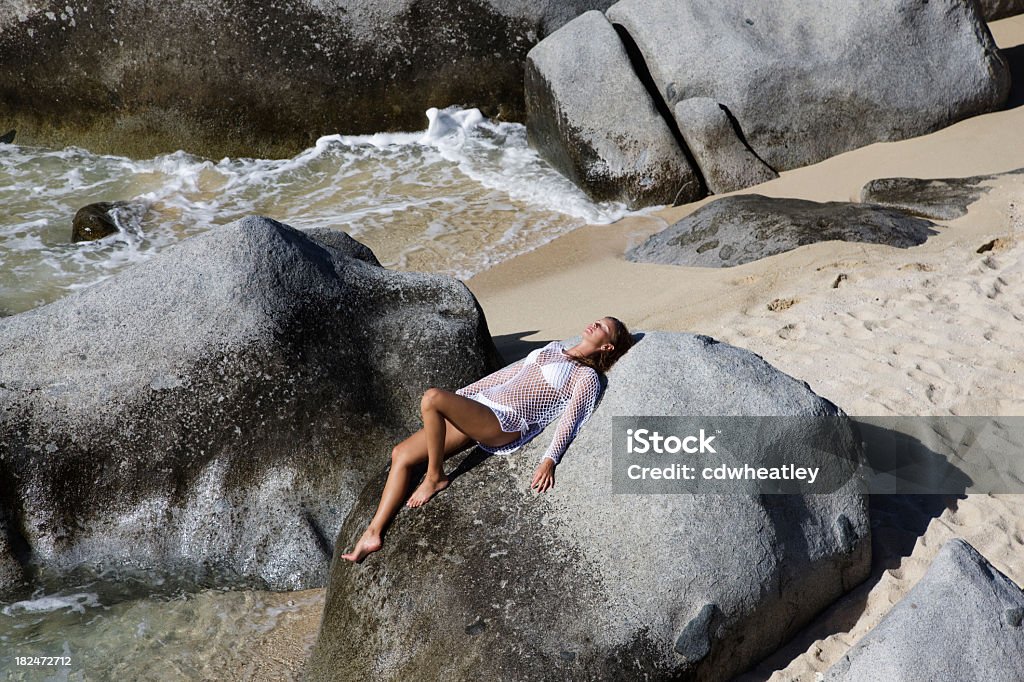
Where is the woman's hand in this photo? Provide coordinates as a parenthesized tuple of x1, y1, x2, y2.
(531, 458, 556, 493)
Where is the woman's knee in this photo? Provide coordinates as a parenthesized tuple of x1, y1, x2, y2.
(420, 387, 444, 411)
(390, 443, 411, 466)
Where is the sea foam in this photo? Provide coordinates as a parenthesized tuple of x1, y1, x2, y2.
(0, 107, 639, 315)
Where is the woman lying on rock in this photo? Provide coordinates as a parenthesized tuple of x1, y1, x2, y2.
(341, 316, 633, 563)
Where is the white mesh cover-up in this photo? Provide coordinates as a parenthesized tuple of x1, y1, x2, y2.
(455, 341, 601, 464)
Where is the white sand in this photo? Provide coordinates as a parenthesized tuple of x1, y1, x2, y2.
(463, 13, 1024, 681)
(253, 13, 1024, 681)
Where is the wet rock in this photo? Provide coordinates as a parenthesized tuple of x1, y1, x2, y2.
(825, 539, 1024, 681)
(860, 167, 1024, 220)
(606, 0, 1008, 174)
(71, 201, 144, 242)
(0, 216, 501, 597)
(979, 0, 1024, 20)
(627, 195, 938, 268)
(0, 129, 14, 144)
(307, 332, 870, 682)
(302, 227, 381, 266)
(0, 1, 614, 158)
(673, 97, 778, 194)
(524, 11, 701, 208)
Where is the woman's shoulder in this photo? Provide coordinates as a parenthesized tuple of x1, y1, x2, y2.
(573, 363, 601, 386)
(529, 340, 564, 359)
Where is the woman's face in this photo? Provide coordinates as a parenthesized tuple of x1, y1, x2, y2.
(583, 317, 616, 348)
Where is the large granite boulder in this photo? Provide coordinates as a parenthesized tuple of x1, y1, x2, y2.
(0, 217, 501, 598)
(525, 0, 1009, 206)
(825, 539, 1024, 681)
(627, 195, 938, 268)
(607, 0, 1009, 172)
(0, 0, 613, 158)
(673, 97, 778, 195)
(307, 332, 871, 681)
(524, 11, 701, 208)
(861, 166, 1024, 220)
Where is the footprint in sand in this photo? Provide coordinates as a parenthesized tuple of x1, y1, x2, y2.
(767, 297, 797, 312)
(976, 237, 1013, 254)
(862, 318, 897, 332)
(777, 323, 805, 340)
(925, 382, 955, 405)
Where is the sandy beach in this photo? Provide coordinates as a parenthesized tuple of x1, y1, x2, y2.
(149, 13, 1024, 681)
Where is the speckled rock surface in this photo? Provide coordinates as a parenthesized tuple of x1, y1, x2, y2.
(627, 194, 938, 268)
(0, 216, 501, 598)
(308, 332, 870, 682)
(606, 0, 1009, 173)
(673, 97, 778, 195)
(524, 11, 701, 208)
(825, 539, 1024, 682)
(860, 167, 1024, 220)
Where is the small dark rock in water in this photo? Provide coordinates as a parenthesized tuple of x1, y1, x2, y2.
(72, 202, 129, 242)
(627, 194, 938, 268)
(0, 129, 14, 144)
(860, 167, 1024, 220)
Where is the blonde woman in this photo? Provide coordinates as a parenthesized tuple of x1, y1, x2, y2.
(342, 317, 633, 562)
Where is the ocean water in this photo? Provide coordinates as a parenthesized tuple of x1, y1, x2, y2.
(1, 579, 324, 680)
(0, 108, 640, 679)
(0, 106, 632, 316)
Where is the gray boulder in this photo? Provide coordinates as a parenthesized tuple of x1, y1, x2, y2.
(0, 0, 614, 158)
(524, 11, 702, 208)
(307, 332, 870, 682)
(674, 97, 778, 194)
(861, 167, 1024, 220)
(0, 217, 501, 598)
(603, 0, 1008, 174)
(825, 539, 1024, 682)
(627, 195, 938, 268)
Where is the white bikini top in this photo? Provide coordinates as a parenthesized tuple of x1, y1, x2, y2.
(526, 344, 580, 393)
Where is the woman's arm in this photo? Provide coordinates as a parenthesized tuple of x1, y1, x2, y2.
(455, 357, 527, 397)
(540, 370, 601, 466)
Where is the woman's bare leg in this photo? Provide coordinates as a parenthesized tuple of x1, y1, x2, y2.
(407, 388, 519, 507)
(341, 418, 470, 563)
(341, 389, 519, 563)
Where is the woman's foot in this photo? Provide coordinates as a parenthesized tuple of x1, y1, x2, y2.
(406, 475, 449, 508)
(340, 528, 382, 563)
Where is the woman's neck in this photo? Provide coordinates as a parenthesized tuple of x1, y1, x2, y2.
(562, 341, 596, 361)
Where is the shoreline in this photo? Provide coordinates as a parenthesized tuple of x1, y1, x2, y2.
(4, 13, 1022, 681)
